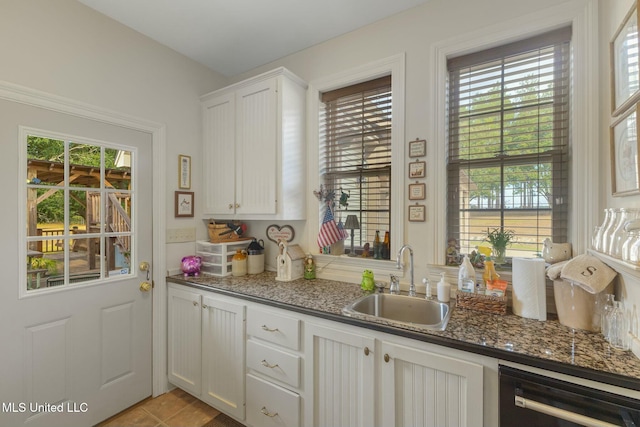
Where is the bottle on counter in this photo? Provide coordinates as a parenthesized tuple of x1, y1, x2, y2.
(373, 230, 381, 259)
(458, 254, 476, 291)
(437, 272, 451, 303)
(382, 231, 390, 260)
(231, 249, 247, 277)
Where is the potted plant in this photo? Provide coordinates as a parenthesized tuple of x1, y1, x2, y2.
(486, 227, 515, 265)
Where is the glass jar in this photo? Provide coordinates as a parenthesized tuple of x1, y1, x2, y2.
(622, 219, 640, 263)
(600, 208, 619, 255)
(593, 208, 611, 252)
(231, 249, 247, 277)
(609, 301, 629, 351)
(601, 294, 615, 341)
(609, 208, 640, 258)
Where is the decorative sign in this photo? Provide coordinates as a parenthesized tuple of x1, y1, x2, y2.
(266, 224, 295, 243)
(409, 139, 426, 158)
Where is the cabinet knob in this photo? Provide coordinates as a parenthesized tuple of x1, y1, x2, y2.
(235, 203, 240, 208)
(384, 353, 390, 363)
(228, 204, 233, 209)
(202, 304, 208, 309)
(364, 347, 370, 356)
(193, 301, 198, 307)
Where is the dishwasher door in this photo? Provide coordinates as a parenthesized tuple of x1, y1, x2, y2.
(499, 365, 640, 427)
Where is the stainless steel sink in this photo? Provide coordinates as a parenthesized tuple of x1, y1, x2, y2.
(342, 293, 452, 331)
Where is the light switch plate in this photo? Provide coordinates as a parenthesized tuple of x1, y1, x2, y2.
(166, 227, 196, 243)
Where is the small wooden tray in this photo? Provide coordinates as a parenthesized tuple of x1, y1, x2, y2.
(456, 290, 507, 315)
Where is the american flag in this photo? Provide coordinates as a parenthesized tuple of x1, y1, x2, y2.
(317, 206, 343, 249)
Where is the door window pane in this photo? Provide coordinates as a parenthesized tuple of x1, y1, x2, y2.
(24, 132, 134, 292)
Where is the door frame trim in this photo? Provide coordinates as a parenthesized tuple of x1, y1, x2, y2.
(0, 79, 168, 397)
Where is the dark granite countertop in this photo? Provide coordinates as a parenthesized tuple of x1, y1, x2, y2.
(167, 271, 640, 391)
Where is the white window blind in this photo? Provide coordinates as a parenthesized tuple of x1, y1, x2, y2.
(320, 76, 392, 249)
(447, 27, 571, 260)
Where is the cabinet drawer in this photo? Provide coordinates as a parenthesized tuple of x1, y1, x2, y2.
(247, 308, 300, 350)
(246, 374, 300, 427)
(247, 339, 300, 388)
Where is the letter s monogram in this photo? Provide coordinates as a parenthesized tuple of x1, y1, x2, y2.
(581, 266, 597, 277)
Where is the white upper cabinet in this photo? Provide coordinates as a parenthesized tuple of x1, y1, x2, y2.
(201, 67, 307, 219)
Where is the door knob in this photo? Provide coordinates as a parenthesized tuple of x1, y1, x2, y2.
(139, 261, 150, 272)
(139, 281, 152, 292)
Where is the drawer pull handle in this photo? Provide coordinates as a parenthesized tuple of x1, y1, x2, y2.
(261, 325, 280, 333)
(261, 407, 278, 418)
(261, 359, 280, 369)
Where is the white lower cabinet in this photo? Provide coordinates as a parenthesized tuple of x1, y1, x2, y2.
(168, 282, 498, 427)
(246, 374, 300, 427)
(245, 306, 303, 427)
(380, 340, 484, 427)
(167, 284, 246, 421)
(304, 322, 376, 427)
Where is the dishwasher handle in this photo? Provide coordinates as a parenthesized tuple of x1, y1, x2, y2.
(515, 395, 619, 427)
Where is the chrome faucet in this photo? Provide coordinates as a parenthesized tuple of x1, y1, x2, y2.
(396, 244, 416, 297)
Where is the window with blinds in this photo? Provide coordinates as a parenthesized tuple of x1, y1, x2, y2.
(319, 76, 392, 251)
(447, 27, 571, 261)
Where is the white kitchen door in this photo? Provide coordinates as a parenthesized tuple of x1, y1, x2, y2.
(0, 98, 153, 427)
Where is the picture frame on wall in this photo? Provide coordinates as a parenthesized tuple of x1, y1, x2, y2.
(611, 2, 640, 116)
(175, 191, 195, 217)
(408, 183, 426, 200)
(178, 154, 191, 189)
(408, 161, 426, 178)
(610, 103, 640, 196)
(408, 204, 425, 222)
(408, 139, 426, 158)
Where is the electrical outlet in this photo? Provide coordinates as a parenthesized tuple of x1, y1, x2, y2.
(166, 227, 196, 243)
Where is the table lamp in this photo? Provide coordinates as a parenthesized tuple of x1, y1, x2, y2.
(344, 214, 360, 257)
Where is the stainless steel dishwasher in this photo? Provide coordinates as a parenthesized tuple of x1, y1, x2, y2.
(499, 365, 640, 426)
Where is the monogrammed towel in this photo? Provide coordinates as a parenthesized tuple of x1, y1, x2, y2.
(559, 254, 617, 294)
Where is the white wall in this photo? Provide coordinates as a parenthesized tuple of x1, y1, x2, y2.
(600, 0, 640, 319)
(0, 0, 227, 275)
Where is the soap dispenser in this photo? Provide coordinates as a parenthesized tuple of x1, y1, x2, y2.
(437, 272, 451, 303)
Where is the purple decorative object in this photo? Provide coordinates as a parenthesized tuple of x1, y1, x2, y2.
(181, 255, 202, 277)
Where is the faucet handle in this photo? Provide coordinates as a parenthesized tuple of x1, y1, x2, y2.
(374, 282, 386, 294)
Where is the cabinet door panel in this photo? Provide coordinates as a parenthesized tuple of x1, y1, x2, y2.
(381, 341, 483, 427)
(167, 286, 202, 396)
(235, 79, 277, 214)
(203, 93, 236, 214)
(202, 295, 246, 420)
(306, 323, 375, 427)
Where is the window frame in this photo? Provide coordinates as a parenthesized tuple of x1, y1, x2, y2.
(307, 54, 405, 280)
(429, 2, 599, 267)
(446, 29, 571, 261)
(18, 126, 137, 297)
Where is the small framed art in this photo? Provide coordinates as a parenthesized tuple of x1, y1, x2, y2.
(409, 161, 426, 178)
(408, 183, 426, 200)
(408, 204, 425, 222)
(409, 139, 426, 158)
(175, 191, 195, 217)
(179, 154, 191, 189)
(610, 103, 640, 196)
(611, 3, 640, 115)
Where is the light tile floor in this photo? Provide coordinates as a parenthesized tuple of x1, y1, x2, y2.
(97, 388, 220, 427)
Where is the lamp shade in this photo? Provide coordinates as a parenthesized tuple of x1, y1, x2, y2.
(344, 214, 360, 230)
